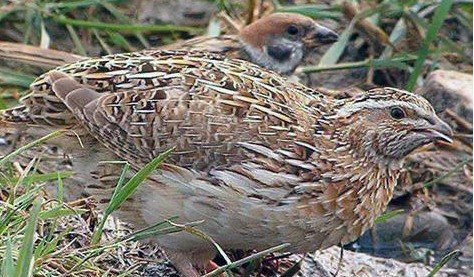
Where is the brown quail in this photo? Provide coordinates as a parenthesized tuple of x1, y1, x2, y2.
(1, 50, 453, 277)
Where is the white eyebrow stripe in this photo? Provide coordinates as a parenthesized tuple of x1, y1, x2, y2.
(337, 99, 424, 117)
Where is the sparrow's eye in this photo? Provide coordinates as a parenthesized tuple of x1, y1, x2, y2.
(390, 107, 406, 119)
(287, 25, 300, 36)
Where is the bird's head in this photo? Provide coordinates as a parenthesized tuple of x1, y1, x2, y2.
(240, 12, 338, 74)
(329, 88, 453, 162)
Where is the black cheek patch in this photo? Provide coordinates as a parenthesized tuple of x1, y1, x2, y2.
(266, 44, 293, 62)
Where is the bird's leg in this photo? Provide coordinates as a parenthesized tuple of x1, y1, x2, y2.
(205, 260, 220, 273)
(205, 260, 228, 277)
(164, 248, 224, 277)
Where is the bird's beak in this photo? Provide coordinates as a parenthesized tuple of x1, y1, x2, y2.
(415, 116, 454, 144)
(306, 25, 339, 46)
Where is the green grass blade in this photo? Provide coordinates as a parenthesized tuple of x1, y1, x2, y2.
(35, 226, 72, 259)
(51, 15, 202, 35)
(318, 20, 355, 66)
(15, 198, 42, 277)
(0, 96, 7, 110)
(66, 24, 88, 56)
(107, 31, 136, 52)
(43, 0, 120, 10)
(0, 130, 63, 167)
(318, 1, 395, 67)
(103, 147, 173, 216)
(0, 7, 23, 22)
(109, 162, 130, 200)
(375, 209, 404, 223)
(22, 9, 34, 45)
(91, 148, 174, 244)
(424, 158, 473, 188)
(14, 158, 36, 189)
(56, 172, 64, 204)
(301, 54, 416, 73)
(405, 0, 454, 91)
(92, 29, 113, 55)
(0, 68, 36, 88)
(427, 250, 461, 277)
(275, 4, 342, 19)
(123, 217, 202, 242)
(100, 1, 150, 48)
(381, 18, 407, 58)
(202, 243, 290, 277)
(12, 186, 43, 209)
(10, 171, 74, 185)
(1, 237, 15, 277)
(39, 206, 87, 220)
(169, 221, 233, 267)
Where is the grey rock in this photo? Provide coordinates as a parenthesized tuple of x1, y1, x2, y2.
(298, 246, 435, 277)
(417, 70, 473, 122)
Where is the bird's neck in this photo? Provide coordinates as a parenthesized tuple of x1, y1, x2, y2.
(299, 112, 405, 245)
(302, 144, 402, 246)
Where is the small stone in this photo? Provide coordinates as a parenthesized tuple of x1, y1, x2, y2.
(142, 261, 180, 277)
(351, 211, 455, 258)
(299, 247, 435, 277)
(417, 70, 473, 122)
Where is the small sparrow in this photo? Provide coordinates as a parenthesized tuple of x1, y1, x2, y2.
(1, 50, 452, 277)
(163, 12, 338, 74)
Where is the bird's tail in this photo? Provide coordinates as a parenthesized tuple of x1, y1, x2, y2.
(0, 41, 85, 69)
(0, 105, 33, 125)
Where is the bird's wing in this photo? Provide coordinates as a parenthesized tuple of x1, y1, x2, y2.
(46, 54, 318, 171)
(3, 50, 315, 128)
(0, 51, 236, 126)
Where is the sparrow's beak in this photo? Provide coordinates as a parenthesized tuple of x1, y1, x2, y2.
(310, 25, 339, 45)
(415, 116, 454, 144)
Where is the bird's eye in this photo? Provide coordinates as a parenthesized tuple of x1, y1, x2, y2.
(287, 25, 299, 36)
(390, 107, 406, 119)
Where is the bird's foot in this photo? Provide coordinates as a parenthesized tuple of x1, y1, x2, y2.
(205, 260, 225, 277)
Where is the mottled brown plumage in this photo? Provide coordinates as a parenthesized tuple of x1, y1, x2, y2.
(1, 50, 452, 277)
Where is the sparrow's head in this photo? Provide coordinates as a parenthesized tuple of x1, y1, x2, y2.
(240, 12, 338, 74)
(331, 88, 453, 161)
